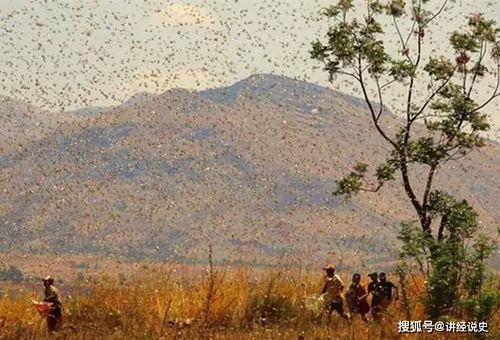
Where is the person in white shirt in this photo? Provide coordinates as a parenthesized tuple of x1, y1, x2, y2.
(321, 263, 350, 323)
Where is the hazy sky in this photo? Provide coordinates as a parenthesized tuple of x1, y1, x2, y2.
(1, 0, 499, 138)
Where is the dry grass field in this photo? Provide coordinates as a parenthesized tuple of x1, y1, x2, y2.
(0, 262, 498, 339)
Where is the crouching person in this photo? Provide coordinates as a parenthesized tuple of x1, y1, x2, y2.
(322, 264, 350, 324)
(43, 275, 63, 333)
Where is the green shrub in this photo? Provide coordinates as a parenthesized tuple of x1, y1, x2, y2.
(0, 266, 24, 283)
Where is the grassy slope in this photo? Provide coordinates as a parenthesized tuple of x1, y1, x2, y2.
(0, 265, 498, 339)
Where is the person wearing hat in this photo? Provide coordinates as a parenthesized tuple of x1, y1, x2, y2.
(321, 263, 350, 323)
(42, 275, 62, 333)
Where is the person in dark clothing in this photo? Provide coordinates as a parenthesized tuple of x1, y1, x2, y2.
(378, 272, 399, 309)
(365, 272, 383, 320)
(43, 276, 62, 333)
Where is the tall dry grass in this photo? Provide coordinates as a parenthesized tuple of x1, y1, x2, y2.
(0, 266, 497, 339)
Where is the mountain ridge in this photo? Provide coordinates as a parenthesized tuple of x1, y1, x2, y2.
(0, 74, 498, 266)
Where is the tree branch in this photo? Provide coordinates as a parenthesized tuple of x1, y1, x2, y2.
(339, 70, 360, 81)
(444, 147, 476, 163)
(463, 64, 468, 95)
(380, 79, 398, 90)
(469, 63, 500, 115)
(413, 113, 447, 121)
(404, 11, 423, 134)
(357, 53, 397, 148)
(423, 0, 449, 28)
(393, 16, 413, 64)
(437, 212, 449, 241)
(467, 41, 487, 98)
(400, 3, 427, 232)
(400, 162, 426, 230)
(374, 76, 385, 120)
(422, 163, 438, 229)
(411, 67, 457, 122)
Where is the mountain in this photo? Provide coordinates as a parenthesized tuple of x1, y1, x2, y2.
(0, 74, 498, 266)
(200, 73, 368, 112)
(0, 95, 82, 152)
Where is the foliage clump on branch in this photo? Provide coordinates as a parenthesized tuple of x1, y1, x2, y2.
(311, 0, 499, 319)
